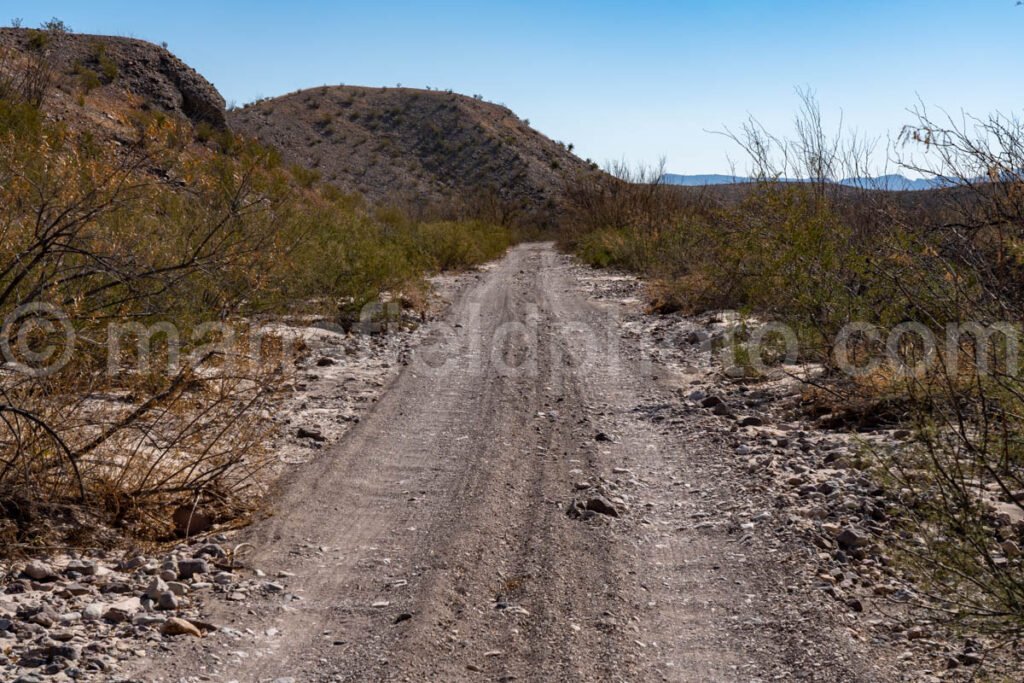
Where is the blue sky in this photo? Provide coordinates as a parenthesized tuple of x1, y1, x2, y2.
(6, 1, 1022, 174)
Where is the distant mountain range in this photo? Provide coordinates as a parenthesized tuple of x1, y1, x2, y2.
(661, 173, 947, 191)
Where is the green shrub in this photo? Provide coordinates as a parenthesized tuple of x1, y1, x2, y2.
(99, 53, 118, 81)
(564, 100, 1024, 651)
(74, 63, 101, 92)
(0, 92, 514, 544)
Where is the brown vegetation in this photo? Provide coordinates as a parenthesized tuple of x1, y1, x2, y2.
(0, 27, 512, 549)
(564, 97, 1024, 642)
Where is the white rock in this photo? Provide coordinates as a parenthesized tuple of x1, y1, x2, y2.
(82, 604, 104, 622)
(104, 597, 142, 623)
(23, 560, 54, 580)
(145, 577, 169, 600)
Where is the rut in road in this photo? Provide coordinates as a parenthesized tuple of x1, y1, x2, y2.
(141, 243, 882, 682)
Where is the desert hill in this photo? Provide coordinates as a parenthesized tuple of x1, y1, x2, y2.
(229, 86, 597, 220)
(1, 29, 599, 223)
(0, 27, 225, 133)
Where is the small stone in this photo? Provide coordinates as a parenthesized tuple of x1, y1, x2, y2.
(160, 617, 202, 637)
(30, 610, 56, 627)
(958, 651, 983, 666)
(50, 644, 80, 661)
(724, 365, 748, 379)
(134, 613, 167, 626)
(836, 527, 870, 549)
(584, 496, 619, 517)
(177, 558, 209, 579)
(166, 581, 190, 596)
(118, 555, 148, 571)
(157, 591, 178, 610)
(64, 560, 96, 576)
(145, 577, 169, 600)
(104, 580, 133, 594)
(297, 426, 326, 441)
(196, 543, 227, 558)
(82, 604, 104, 622)
(23, 560, 55, 581)
(737, 415, 763, 427)
(104, 597, 142, 623)
(372, 600, 390, 608)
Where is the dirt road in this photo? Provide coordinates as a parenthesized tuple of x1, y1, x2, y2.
(142, 244, 885, 682)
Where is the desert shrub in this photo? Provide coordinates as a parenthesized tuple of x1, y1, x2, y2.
(289, 163, 320, 188)
(413, 220, 512, 272)
(26, 30, 49, 51)
(96, 46, 118, 82)
(274, 197, 508, 322)
(40, 18, 71, 33)
(869, 109, 1024, 640)
(0, 45, 519, 547)
(0, 43, 54, 107)
(575, 227, 642, 270)
(74, 62, 101, 92)
(0, 99, 290, 541)
(565, 92, 1024, 645)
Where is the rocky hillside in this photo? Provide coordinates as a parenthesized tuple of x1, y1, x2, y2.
(0, 27, 225, 135)
(1, 29, 597, 223)
(229, 86, 597, 219)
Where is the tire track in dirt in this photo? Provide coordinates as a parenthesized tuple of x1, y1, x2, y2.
(136, 243, 885, 682)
